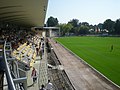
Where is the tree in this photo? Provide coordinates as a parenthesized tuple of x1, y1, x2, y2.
(46, 16, 58, 27)
(64, 23, 73, 36)
(68, 19, 79, 27)
(58, 23, 73, 36)
(79, 25, 89, 35)
(58, 24, 65, 36)
(97, 23, 103, 31)
(81, 22, 89, 26)
(103, 19, 115, 34)
(114, 19, 120, 35)
(68, 19, 79, 35)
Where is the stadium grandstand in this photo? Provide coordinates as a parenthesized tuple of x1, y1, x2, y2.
(0, 0, 74, 90)
(0, 0, 120, 90)
(0, 0, 49, 90)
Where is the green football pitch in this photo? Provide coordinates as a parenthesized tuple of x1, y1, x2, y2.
(55, 36, 120, 86)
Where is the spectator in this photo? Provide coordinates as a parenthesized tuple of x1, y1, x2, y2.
(45, 80, 53, 90)
(36, 47, 39, 55)
(42, 43, 44, 54)
(40, 84, 46, 90)
(39, 48, 43, 59)
(31, 67, 38, 86)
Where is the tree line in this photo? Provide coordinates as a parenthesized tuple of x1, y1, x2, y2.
(46, 16, 120, 36)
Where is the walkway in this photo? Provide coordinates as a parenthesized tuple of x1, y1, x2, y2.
(27, 43, 48, 90)
(49, 38, 119, 90)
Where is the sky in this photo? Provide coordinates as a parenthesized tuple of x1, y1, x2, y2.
(45, 0, 120, 25)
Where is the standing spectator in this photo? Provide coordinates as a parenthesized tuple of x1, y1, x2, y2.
(39, 47, 43, 59)
(36, 47, 39, 55)
(45, 80, 53, 90)
(31, 67, 38, 86)
(42, 43, 44, 54)
(39, 42, 41, 49)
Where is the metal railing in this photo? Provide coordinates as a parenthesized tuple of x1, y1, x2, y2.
(3, 41, 16, 90)
(3, 41, 27, 90)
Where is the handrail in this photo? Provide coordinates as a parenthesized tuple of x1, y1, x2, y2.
(3, 41, 16, 90)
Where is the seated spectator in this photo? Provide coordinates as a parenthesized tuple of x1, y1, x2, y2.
(40, 84, 46, 90)
(45, 80, 53, 90)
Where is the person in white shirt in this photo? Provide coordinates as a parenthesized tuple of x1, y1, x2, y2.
(45, 80, 53, 90)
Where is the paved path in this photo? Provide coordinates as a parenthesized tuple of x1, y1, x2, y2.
(27, 56, 40, 90)
(27, 43, 48, 90)
(49, 38, 119, 90)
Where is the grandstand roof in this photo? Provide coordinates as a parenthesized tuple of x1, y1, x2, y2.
(0, 0, 48, 27)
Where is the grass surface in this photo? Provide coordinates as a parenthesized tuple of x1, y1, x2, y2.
(55, 36, 120, 86)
